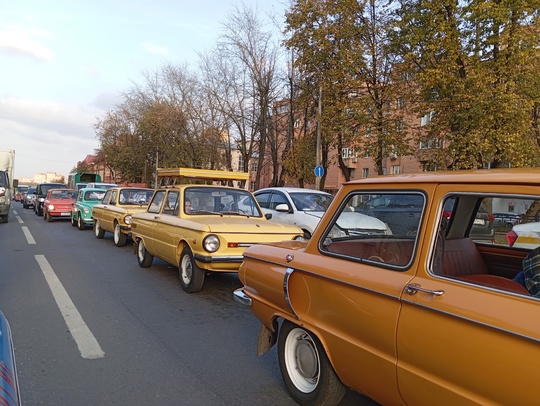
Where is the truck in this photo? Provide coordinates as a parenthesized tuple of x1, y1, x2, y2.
(0, 149, 15, 223)
(67, 172, 102, 191)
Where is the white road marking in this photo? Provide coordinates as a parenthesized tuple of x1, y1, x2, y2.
(34, 255, 105, 359)
(21, 226, 36, 244)
(12, 210, 17, 214)
(15, 215, 23, 223)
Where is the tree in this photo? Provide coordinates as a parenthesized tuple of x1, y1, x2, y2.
(392, 0, 540, 169)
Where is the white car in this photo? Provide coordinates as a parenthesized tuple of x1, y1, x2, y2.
(507, 221, 540, 249)
(253, 187, 391, 239)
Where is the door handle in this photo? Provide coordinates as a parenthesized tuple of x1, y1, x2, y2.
(405, 283, 444, 296)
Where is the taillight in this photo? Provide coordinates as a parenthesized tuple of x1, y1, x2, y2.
(488, 213, 495, 222)
(506, 230, 518, 247)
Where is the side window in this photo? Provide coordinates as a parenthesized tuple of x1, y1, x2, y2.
(163, 191, 179, 216)
(148, 191, 166, 214)
(103, 190, 112, 204)
(432, 194, 540, 298)
(255, 192, 271, 209)
(321, 192, 421, 267)
(269, 193, 288, 210)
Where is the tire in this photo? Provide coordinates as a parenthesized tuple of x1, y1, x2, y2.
(77, 215, 86, 230)
(94, 220, 105, 239)
(23, 202, 27, 209)
(137, 239, 153, 267)
(45, 212, 52, 222)
(71, 215, 77, 227)
(114, 223, 127, 247)
(178, 247, 205, 293)
(1, 214, 7, 223)
(278, 321, 346, 406)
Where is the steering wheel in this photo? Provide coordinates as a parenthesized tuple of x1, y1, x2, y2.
(367, 255, 385, 263)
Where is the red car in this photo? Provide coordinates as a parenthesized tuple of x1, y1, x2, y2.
(43, 188, 77, 222)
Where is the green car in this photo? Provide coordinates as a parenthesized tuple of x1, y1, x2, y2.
(71, 188, 107, 230)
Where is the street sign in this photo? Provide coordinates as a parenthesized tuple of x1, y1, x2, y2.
(314, 165, 324, 177)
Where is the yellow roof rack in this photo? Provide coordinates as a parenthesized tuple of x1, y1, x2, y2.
(156, 167, 249, 186)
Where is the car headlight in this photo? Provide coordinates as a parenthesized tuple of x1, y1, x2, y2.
(39, 197, 45, 202)
(83, 207, 90, 214)
(48, 204, 55, 210)
(124, 215, 132, 225)
(203, 235, 220, 253)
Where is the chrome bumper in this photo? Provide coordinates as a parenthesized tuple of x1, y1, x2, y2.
(233, 288, 252, 306)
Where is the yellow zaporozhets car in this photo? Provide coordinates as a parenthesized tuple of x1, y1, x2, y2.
(92, 187, 155, 247)
(130, 168, 302, 293)
(234, 168, 540, 406)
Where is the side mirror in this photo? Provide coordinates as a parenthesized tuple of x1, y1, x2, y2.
(275, 203, 291, 213)
(265, 213, 273, 220)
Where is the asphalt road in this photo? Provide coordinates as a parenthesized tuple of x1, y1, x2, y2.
(1, 202, 377, 406)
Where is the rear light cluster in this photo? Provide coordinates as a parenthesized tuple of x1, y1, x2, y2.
(506, 230, 518, 247)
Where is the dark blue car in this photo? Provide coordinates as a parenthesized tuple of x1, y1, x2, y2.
(0, 311, 20, 406)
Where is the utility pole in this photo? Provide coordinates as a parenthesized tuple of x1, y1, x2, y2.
(315, 84, 322, 190)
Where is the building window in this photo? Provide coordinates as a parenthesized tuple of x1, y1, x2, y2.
(238, 155, 245, 171)
(421, 111, 435, 126)
(391, 165, 400, 174)
(362, 168, 369, 178)
(294, 119, 301, 128)
(250, 181, 255, 191)
(423, 162, 439, 172)
(251, 162, 258, 172)
(419, 138, 441, 149)
(396, 98, 405, 109)
(277, 105, 289, 114)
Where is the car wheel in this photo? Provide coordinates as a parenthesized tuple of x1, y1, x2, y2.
(114, 223, 127, 247)
(77, 215, 86, 230)
(23, 202, 27, 209)
(45, 212, 52, 222)
(302, 229, 312, 240)
(278, 321, 346, 406)
(1, 214, 7, 223)
(179, 247, 205, 293)
(71, 215, 77, 227)
(94, 220, 105, 239)
(137, 239, 153, 268)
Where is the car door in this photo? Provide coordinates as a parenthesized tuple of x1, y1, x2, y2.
(136, 190, 167, 255)
(153, 190, 181, 263)
(396, 185, 540, 405)
(95, 190, 112, 231)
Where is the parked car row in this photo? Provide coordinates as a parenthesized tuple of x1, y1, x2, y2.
(18, 169, 540, 404)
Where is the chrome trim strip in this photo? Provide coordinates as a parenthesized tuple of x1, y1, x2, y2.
(283, 267, 299, 319)
(233, 288, 252, 306)
(193, 254, 244, 263)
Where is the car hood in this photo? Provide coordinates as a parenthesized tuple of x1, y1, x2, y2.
(336, 211, 390, 231)
(134, 212, 303, 235)
(513, 222, 540, 233)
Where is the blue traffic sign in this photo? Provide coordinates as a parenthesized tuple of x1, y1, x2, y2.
(314, 165, 324, 177)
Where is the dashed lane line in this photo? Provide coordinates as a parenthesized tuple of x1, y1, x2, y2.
(34, 255, 105, 359)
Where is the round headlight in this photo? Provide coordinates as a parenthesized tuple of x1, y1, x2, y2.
(203, 235, 220, 253)
(48, 204, 55, 210)
(124, 215, 132, 225)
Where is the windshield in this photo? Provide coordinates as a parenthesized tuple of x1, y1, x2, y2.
(185, 187, 262, 217)
(84, 190, 106, 201)
(288, 192, 333, 212)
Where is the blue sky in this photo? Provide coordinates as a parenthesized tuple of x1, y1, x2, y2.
(1, 0, 286, 180)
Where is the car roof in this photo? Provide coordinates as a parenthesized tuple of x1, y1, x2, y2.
(345, 168, 540, 186)
(255, 187, 332, 195)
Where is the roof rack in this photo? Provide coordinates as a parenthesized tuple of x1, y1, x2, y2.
(156, 167, 249, 188)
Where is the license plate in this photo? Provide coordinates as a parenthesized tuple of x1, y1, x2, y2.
(473, 219, 485, 225)
(61, 212, 70, 216)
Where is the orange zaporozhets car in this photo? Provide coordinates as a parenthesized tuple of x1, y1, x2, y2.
(234, 168, 540, 406)
(92, 187, 154, 247)
(130, 168, 303, 294)
(43, 188, 77, 222)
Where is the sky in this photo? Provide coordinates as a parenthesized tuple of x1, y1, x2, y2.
(0, 0, 286, 180)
